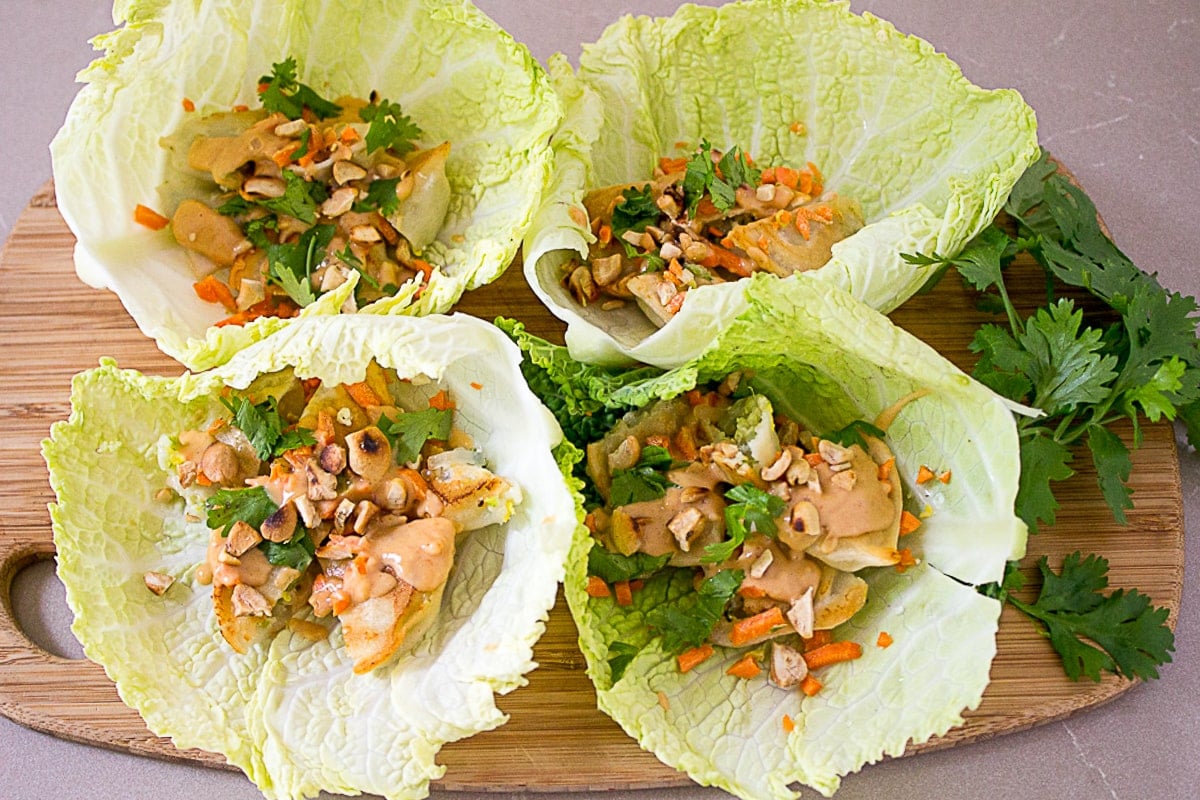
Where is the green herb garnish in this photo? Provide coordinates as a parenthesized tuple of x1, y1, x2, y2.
(824, 419, 888, 450)
(259, 528, 317, 571)
(380, 407, 453, 465)
(359, 98, 422, 155)
(682, 140, 760, 214)
(204, 486, 278, 536)
(702, 483, 785, 563)
(609, 445, 678, 505)
(980, 555, 1174, 681)
(606, 641, 641, 683)
(220, 395, 314, 460)
(610, 184, 660, 238)
(257, 57, 342, 120)
(587, 548, 671, 584)
(646, 568, 743, 653)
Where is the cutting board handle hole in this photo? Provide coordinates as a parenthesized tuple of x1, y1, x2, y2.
(5, 557, 87, 661)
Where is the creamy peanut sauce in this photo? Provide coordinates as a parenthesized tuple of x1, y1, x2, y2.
(204, 529, 274, 588)
(343, 517, 455, 598)
(791, 445, 895, 539)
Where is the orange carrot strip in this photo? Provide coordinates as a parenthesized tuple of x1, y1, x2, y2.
(799, 674, 823, 696)
(613, 580, 634, 607)
(725, 654, 762, 680)
(181, 97, 195, 112)
(677, 644, 715, 673)
(314, 410, 335, 446)
(761, 166, 778, 184)
(399, 468, 428, 499)
(938, 470, 953, 484)
(597, 224, 613, 245)
(774, 166, 800, 189)
(412, 258, 435, 282)
(696, 197, 720, 218)
(802, 641, 863, 671)
(916, 465, 936, 484)
(737, 584, 767, 599)
(470, 382, 484, 390)
(804, 452, 824, 467)
(133, 204, 170, 231)
(344, 381, 382, 408)
(894, 548, 917, 573)
(794, 209, 812, 241)
(340, 126, 360, 143)
(730, 606, 787, 647)
(272, 142, 300, 167)
(193, 275, 238, 311)
(802, 629, 833, 649)
(878, 458, 895, 482)
(195, 472, 213, 487)
(876, 631, 894, 649)
(798, 170, 813, 196)
(899, 510, 921, 536)
(232, 104, 250, 113)
(782, 714, 795, 732)
(586, 576, 611, 598)
(428, 389, 455, 411)
(659, 156, 688, 173)
(630, 579, 645, 592)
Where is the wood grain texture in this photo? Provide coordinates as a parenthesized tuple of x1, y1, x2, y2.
(0, 181, 1183, 791)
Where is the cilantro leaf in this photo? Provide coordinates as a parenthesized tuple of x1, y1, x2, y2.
(646, 568, 743, 653)
(703, 483, 786, 563)
(610, 184, 660, 237)
(220, 394, 312, 460)
(1015, 431, 1074, 533)
(609, 445, 679, 506)
(272, 260, 318, 307)
(356, 177, 402, 216)
(358, 98, 422, 155)
(1018, 300, 1119, 415)
(1086, 425, 1134, 524)
(259, 527, 316, 571)
(257, 170, 325, 224)
(257, 57, 342, 120)
(587, 548, 670, 584)
(682, 141, 717, 214)
(204, 486, 278, 536)
(267, 223, 334, 307)
(606, 641, 640, 683)
(716, 146, 761, 192)
(380, 407, 453, 465)
(1006, 553, 1175, 681)
(824, 419, 887, 450)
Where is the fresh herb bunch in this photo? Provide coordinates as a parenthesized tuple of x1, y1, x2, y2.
(907, 150, 1200, 531)
(907, 149, 1190, 681)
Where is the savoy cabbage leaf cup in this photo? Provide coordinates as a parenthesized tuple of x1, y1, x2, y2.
(43, 314, 582, 800)
(509, 275, 1027, 799)
(524, 0, 1039, 367)
(51, 0, 562, 370)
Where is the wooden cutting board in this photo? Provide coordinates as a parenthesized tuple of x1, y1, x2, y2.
(0, 180, 1183, 791)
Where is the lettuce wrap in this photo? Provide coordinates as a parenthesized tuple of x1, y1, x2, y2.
(505, 275, 1027, 798)
(44, 314, 582, 800)
(51, 0, 562, 370)
(524, 0, 1039, 367)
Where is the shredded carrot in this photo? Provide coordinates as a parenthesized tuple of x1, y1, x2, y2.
(802, 629, 833, 649)
(659, 156, 688, 173)
(696, 197, 720, 218)
(894, 548, 918, 573)
(698, 243, 753, 277)
(804, 452, 825, 467)
(938, 470, 953, 484)
(878, 458, 895, 482)
(195, 472, 213, 487)
(314, 409, 335, 446)
(411, 258, 435, 282)
(583, 511, 598, 533)
(730, 606, 787, 647)
(803, 641, 863, 671)
(799, 674, 823, 697)
(282, 445, 314, 470)
(737, 584, 767, 599)
(789, 121, 806, 135)
(586, 576, 611, 598)
(428, 389, 455, 411)
(774, 209, 794, 228)
(353, 554, 369, 575)
(876, 631, 894, 649)
(257, 81, 270, 93)
(272, 142, 301, 167)
(344, 381, 382, 408)
(613, 580, 634, 607)
(916, 465, 936, 484)
(899, 510, 921, 536)
(133, 203, 170, 231)
(181, 97, 195, 113)
(470, 382, 484, 390)
(760, 166, 777, 184)
(232, 104, 249, 113)
(677, 644, 715, 673)
(673, 426, 698, 461)
(214, 297, 298, 327)
(686, 389, 706, 406)
(645, 434, 670, 450)
(630, 579, 644, 592)
(193, 275, 238, 311)
(597, 224, 613, 245)
(664, 292, 685, 315)
(339, 126, 360, 144)
(774, 166, 800, 190)
(782, 714, 796, 732)
(726, 653, 762, 680)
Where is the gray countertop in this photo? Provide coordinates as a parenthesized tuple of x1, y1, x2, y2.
(1, 2, 1196, 799)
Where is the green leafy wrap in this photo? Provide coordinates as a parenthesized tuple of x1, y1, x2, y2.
(506, 275, 1027, 798)
(44, 314, 582, 800)
(51, 0, 562, 370)
(524, 0, 1039, 367)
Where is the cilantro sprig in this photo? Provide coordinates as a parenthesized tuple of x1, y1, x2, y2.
(906, 150, 1200, 532)
(220, 395, 315, 460)
(204, 486, 278, 536)
(359, 98, 422, 155)
(682, 140, 761, 214)
(610, 184, 660, 239)
(609, 445, 679, 505)
(379, 407, 453, 465)
(646, 568, 744, 654)
(702, 483, 786, 563)
(257, 57, 342, 120)
(981, 555, 1174, 681)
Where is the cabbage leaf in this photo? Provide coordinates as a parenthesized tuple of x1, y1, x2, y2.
(51, 0, 562, 370)
(519, 276, 1026, 798)
(45, 314, 581, 800)
(524, 0, 1039, 367)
